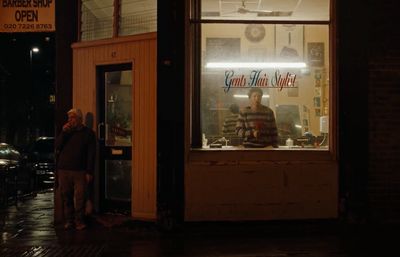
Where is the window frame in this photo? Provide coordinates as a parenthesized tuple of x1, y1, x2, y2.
(78, 0, 116, 42)
(78, 0, 157, 41)
(186, 0, 337, 161)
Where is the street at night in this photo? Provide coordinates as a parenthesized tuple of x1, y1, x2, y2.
(0, 32, 55, 146)
(0, 190, 399, 257)
(2, 1, 400, 256)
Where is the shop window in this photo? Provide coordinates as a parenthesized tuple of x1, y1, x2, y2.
(81, 0, 114, 41)
(201, 0, 330, 21)
(119, 0, 157, 36)
(80, 0, 157, 41)
(192, 0, 331, 150)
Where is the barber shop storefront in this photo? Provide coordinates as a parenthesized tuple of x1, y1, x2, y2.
(59, 0, 337, 223)
(185, 0, 336, 221)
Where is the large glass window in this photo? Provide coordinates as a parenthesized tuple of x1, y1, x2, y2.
(201, 0, 330, 21)
(193, 0, 331, 150)
(80, 0, 157, 41)
(81, 0, 114, 41)
(119, 0, 157, 36)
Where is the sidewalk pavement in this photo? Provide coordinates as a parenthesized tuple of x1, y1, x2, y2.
(0, 190, 398, 257)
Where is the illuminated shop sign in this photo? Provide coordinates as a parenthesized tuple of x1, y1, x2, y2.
(223, 69, 298, 93)
(0, 0, 55, 32)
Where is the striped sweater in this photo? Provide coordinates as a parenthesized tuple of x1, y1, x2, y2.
(236, 105, 279, 148)
(222, 114, 240, 135)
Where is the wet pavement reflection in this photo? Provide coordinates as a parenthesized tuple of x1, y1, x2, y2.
(0, 191, 398, 257)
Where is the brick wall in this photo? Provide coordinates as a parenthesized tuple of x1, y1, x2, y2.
(367, 1, 400, 223)
(338, 0, 400, 223)
(338, 0, 369, 222)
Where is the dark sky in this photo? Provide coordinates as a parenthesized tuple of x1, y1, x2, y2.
(0, 32, 55, 75)
(0, 32, 56, 143)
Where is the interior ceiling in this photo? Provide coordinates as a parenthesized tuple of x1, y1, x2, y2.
(83, 0, 156, 18)
(202, 0, 330, 20)
(82, 0, 328, 20)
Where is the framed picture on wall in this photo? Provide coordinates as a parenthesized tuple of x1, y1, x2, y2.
(308, 42, 324, 67)
(302, 104, 310, 134)
(315, 87, 321, 96)
(245, 24, 266, 43)
(313, 96, 321, 108)
(206, 37, 241, 62)
(248, 48, 269, 62)
(275, 24, 304, 61)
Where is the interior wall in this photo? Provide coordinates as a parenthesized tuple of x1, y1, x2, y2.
(201, 24, 329, 137)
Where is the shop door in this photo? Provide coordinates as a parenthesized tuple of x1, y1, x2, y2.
(97, 63, 132, 214)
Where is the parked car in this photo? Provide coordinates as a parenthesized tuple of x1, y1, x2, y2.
(24, 137, 55, 190)
(0, 143, 22, 205)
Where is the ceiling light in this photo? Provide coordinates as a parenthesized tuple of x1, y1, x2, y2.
(205, 62, 307, 69)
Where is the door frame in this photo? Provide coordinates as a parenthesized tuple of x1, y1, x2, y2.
(96, 62, 133, 214)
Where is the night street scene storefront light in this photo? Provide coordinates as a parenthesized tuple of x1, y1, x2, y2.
(30, 47, 40, 66)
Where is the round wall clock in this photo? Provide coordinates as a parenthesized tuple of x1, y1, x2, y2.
(245, 25, 266, 42)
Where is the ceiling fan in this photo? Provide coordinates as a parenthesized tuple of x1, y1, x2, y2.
(236, 0, 273, 15)
(202, 0, 300, 17)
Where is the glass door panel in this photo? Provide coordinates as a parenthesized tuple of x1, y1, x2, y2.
(105, 160, 131, 201)
(105, 70, 132, 147)
(98, 63, 132, 213)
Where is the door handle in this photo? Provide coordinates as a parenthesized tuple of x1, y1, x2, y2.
(98, 122, 105, 141)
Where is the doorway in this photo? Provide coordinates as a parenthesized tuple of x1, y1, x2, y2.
(97, 63, 132, 214)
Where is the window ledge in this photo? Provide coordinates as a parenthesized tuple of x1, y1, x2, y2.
(188, 146, 335, 163)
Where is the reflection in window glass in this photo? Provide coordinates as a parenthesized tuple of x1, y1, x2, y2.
(119, 0, 157, 36)
(105, 70, 132, 147)
(0, 144, 20, 160)
(200, 24, 329, 150)
(105, 160, 131, 201)
(81, 0, 114, 41)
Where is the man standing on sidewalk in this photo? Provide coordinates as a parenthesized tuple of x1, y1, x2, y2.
(55, 108, 96, 230)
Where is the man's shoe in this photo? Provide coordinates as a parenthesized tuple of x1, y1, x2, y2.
(75, 223, 87, 230)
(64, 222, 73, 230)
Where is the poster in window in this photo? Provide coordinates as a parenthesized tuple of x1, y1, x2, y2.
(248, 48, 268, 62)
(315, 87, 321, 96)
(313, 96, 321, 108)
(308, 42, 324, 67)
(275, 25, 304, 61)
(245, 24, 266, 43)
(206, 38, 241, 62)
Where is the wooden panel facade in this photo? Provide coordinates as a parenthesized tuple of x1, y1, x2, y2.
(72, 33, 157, 220)
(185, 161, 338, 221)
